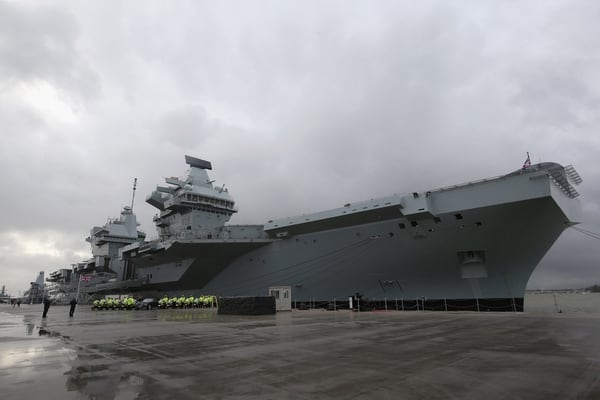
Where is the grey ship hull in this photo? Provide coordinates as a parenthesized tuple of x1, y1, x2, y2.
(126, 162, 582, 311)
(132, 239, 274, 291)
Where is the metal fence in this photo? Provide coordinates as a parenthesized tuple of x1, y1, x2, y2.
(292, 297, 523, 312)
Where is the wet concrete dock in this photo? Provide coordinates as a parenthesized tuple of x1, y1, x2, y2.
(1, 304, 600, 399)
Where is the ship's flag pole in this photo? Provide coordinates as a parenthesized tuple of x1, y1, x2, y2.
(522, 152, 531, 169)
(76, 275, 90, 302)
(76, 275, 82, 302)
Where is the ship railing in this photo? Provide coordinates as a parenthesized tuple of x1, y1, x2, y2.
(291, 297, 523, 312)
(548, 167, 580, 198)
(426, 163, 553, 195)
(564, 164, 583, 185)
(83, 278, 147, 293)
(427, 175, 506, 195)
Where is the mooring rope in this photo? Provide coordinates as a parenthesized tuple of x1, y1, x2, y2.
(571, 225, 600, 240)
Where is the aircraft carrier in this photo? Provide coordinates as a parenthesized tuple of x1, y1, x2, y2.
(115, 155, 582, 311)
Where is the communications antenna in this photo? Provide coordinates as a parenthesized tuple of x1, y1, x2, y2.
(130, 178, 138, 211)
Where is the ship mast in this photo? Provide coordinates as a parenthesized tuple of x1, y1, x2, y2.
(130, 178, 138, 211)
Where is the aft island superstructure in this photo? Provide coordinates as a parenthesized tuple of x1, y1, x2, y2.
(118, 155, 582, 311)
(46, 200, 147, 301)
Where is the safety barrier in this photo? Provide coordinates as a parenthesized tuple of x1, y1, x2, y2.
(291, 297, 523, 312)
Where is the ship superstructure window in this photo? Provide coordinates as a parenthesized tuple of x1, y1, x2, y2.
(475, 221, 483, 227)
(454, 213, 463, 220)
(398, 223, 406, 229)
(433, 217, 441, 223)
(410, 221, 419, 227)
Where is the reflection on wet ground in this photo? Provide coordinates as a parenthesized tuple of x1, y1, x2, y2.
(65, 358, 154, 400)
(2, 304, 600, 399)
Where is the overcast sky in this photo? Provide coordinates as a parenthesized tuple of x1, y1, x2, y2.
(1, 0, 598, 296)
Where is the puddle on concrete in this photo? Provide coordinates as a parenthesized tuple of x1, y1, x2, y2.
(0, 312, 38, 338)
(64, 363, 156, 400)
(1, 311, 157, 400)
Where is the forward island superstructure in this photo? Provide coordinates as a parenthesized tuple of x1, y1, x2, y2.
(117, 155, 582, 311)
(120, 156, 273, 291)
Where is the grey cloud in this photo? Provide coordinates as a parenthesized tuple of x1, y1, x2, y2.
(0, 1, 99, 99)
(1, 0, 600, 295)
(512, 65, 600, 128)
(157, 106, 212, 148)
(0, 100, 46, 137)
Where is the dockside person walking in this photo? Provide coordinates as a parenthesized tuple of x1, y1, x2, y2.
(42, 296, 51, 318)
(69, 297, 77, 317)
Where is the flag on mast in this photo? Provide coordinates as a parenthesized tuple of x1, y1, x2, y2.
(76, 275, 91, 301)
(522, 152, 531, 169)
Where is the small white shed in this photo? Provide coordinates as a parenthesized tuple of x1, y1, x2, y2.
(268, 286, 292, 311)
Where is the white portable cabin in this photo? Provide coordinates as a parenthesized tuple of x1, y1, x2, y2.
(268, 286, 292, 311)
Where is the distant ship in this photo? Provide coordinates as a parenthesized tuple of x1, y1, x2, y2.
(113, 155, 582, 311)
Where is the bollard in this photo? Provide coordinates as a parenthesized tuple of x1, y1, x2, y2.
(476, 297, 480, 312)
(444, 297, 447, 313)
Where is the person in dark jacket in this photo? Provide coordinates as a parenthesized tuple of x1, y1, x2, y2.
(69, 297, 77, 317)
(42, 296, 51, 318)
